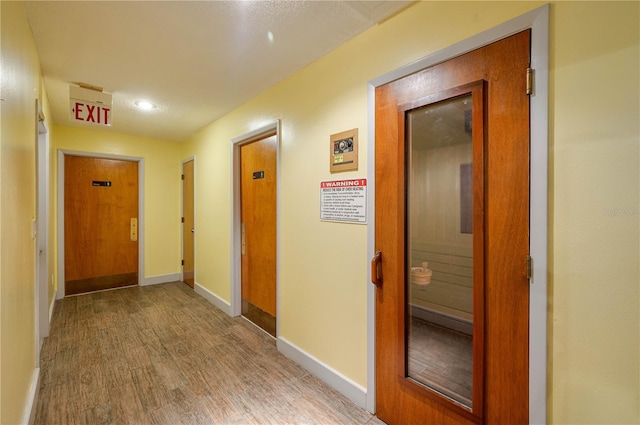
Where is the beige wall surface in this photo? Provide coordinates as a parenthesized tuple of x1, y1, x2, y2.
(52, 125, 183, 285)
(0, 1, 44, 423)
(550, 2, 639, 423)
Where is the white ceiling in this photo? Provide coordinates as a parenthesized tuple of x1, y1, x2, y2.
(25, 1, 412, 142)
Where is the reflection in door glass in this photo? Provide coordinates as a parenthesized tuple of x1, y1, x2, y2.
(406, 94, 473, 408)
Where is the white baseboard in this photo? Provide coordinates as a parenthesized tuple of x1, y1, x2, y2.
(192, 284, 367, 410)
(194, 282, 232, 316)
(141, 273, 180, 286)
(23, 367, 40, 425)
(277, 337, 367, 410)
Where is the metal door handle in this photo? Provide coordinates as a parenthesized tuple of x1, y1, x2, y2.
(191, 228, 195, 233)
(130, 218, 138, 241)
(371, 251, 382, 287)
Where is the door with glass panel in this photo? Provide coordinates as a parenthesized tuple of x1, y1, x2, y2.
(373, 31, 530, 424)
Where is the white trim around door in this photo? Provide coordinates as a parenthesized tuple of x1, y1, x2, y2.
(366, 5, 549, 422)
(181, 156, 196, 286)
(229, 121, 281, 335)
(56, 150, 145, 299)
(35, 100, 50, 367)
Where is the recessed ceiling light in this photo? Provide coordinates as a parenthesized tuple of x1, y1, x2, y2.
(267, 31, 274, 42)
(135, 100, 156, 111)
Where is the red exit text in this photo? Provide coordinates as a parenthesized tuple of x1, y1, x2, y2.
(71, 101, 111, 126)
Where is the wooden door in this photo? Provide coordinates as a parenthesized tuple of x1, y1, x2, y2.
(182, 159, 195, 288)
(64, 156, 139, 295)
(240, 135, 277, 336)
(374, 31, 530, 424)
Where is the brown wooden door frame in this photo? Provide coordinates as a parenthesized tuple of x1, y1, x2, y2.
(182, 157, 195, 288)
(56, 150, 144, 298)
(365, 6, 549, 421)
(377, 31, 530, 423)
(230, 121, 280, 328)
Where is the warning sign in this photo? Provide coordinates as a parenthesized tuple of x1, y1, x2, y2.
(320, 179, 367, 224)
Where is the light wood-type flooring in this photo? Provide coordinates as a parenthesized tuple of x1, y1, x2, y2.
(32, 282, 385, 425)
(408, 318, 473, 407)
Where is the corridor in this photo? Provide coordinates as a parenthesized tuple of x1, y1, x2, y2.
(32, 282, 383, 424)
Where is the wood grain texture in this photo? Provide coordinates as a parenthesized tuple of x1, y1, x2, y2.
(182, 160, 195, 287)
(64, 155, 138, 295)
(66, 273, 138, 295)
(34, 282, 378, 424)
(241, 135, 277, 317)
(375, 30, 530, 424)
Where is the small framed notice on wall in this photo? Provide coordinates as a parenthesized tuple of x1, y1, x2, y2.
(330, 128, 358, 172)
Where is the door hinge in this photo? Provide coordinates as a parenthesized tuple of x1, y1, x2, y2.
(181, 174, 185, 180)
(526, 68, 534, 95)
(181, 217, 184, 223)
(181, 259, 184, 266)
(526, 255, 533, 280)
(241, 222, 246, 256)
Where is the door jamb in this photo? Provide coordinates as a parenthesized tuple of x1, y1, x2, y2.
(366, 5, 549, 422)
(35, 100, 50, 367)
(181, 156, 196, 285)
(56, 150, 145, 299)
(230, 121, 281, 333)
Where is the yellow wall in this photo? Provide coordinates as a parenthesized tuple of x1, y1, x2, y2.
(0, 1, 45, 423)
(184, 0, 546, 391)
(184, 1, 639, 422)
(52, 125, 183, 285)
(550, 2, 639, 423)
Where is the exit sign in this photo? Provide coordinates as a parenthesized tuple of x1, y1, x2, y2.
(69, 86, 112, 127)
(70, 101, 111, 126)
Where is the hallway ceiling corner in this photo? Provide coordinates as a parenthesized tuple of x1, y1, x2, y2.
(25, 1, 413, 142)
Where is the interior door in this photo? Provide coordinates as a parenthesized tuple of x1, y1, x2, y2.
(374, 31, 531, 424)
(240, 135, 277, 336)
(182, 159, 195, 288)
(64, 155, 139, 295)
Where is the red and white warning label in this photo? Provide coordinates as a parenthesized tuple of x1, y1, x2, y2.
(320, 179, 367, 224)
